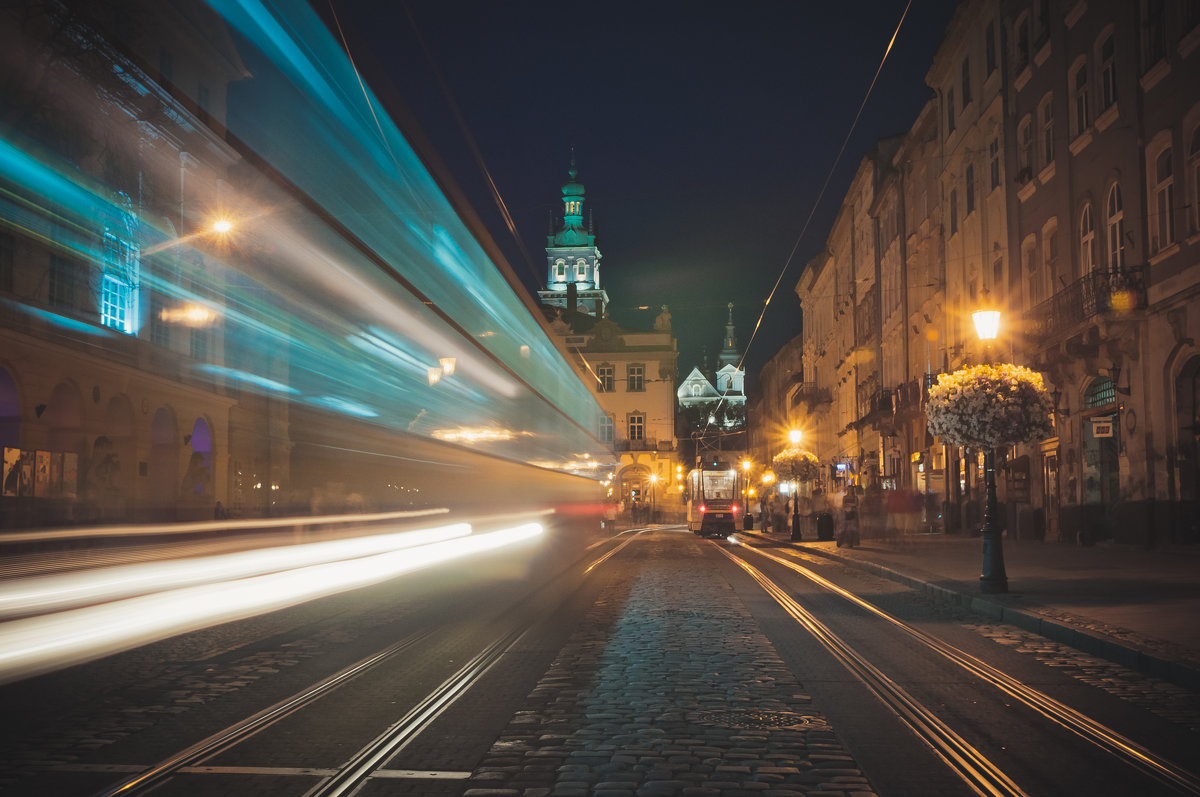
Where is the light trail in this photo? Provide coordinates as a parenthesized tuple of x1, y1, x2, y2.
(0, 522, 543, 685)
(0, 523, 472, 618)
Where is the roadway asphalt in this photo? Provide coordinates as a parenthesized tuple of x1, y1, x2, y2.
(751, 525, 1200, 691)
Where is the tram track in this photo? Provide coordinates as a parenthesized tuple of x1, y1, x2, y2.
(720, 538, 1200, 796)
(86, 528, 648, 796)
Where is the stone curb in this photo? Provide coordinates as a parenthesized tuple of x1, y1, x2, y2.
(787, 539, 1200, 693)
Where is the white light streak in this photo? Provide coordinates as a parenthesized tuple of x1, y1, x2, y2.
(0, 523, 542, 684)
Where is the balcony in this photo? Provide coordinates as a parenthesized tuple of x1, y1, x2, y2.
(614, 439, 674, 453)
(850, 388, 894, 431)
(1026, 267, 1146, 342)
(791, 382, 832, 409)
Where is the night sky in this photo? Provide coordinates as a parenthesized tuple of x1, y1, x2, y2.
(331, 0, 963, 388)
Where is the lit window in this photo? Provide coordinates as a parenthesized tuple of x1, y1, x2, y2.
(100, 192, 139, 335)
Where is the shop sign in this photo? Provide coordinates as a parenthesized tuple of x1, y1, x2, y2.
(1091, 418, 1114, 438)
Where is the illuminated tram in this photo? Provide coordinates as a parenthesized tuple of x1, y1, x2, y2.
(686, 458, 744, 538)
(0, 0, 612, 531)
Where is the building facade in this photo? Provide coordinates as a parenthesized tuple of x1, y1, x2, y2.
(785, 0, 1200, 545)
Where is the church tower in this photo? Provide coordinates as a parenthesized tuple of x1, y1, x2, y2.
(538, 153, 609, 316)
(718, 302, 740, 368)
(715, 302, 745, 398)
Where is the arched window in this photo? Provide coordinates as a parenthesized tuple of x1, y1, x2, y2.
(1086, 377, 1116, 409)
(1079, 203, 1095, 276)
(1106, 183, 1125, 270)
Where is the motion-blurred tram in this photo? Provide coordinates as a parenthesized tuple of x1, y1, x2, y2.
(0, 0, 611, 532)
(686, 458, 744, 538)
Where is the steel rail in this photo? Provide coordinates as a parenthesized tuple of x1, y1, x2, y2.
(311, 528, 647, 794)
(718, 546, 1027, 797)
(739, 541, 1200, 795)
(306, 623, 530, 796)
(306, 528, 644, 794)
(94, 630, 431, 796)
(93, 524, 635, 796)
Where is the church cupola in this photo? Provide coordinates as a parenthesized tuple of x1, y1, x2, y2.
(562, 159, 585, 229)
(539, 151, 609, 317)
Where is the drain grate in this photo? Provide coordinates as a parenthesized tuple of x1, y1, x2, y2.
(692, 709, 828, 730)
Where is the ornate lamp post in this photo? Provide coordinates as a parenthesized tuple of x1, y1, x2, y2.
(927, 310, 1051, 594)
(973, 307, 1005, 593)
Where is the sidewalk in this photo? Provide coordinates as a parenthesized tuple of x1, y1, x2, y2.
(757, 527, 1200, 691)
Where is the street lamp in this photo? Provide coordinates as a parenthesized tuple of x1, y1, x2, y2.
(972, 307, 1007, 594)
(788, 429, 803, 540)
(649, 473, 658, 522)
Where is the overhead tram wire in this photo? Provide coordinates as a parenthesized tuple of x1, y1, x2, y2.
(327, 0, 543, 291)
(723, 0, 915, 420)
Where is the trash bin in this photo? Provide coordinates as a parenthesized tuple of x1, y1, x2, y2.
(743, 514, 754, 530)
(816, 511, 834, 541)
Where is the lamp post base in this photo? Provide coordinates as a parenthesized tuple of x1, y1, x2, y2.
(979, 575, 1009, 594)
(979, 448, 1008, 594)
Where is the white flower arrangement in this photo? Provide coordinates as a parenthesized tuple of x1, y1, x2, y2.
(925, 363, 1054, 448)
(772, 448, 821, 482)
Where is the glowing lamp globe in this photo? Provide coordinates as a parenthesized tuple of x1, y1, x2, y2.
(973, 309, 1001, 341)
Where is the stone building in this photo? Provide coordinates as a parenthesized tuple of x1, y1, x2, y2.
(784, 0, 1200, 545)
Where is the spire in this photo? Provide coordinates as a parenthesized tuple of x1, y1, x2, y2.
(719, 302, 740, 367)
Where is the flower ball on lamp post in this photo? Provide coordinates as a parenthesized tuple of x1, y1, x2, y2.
(926, 311, 1053, 594)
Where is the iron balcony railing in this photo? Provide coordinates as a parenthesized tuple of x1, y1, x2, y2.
(614, 439, 674, 452)
(793, 382, 832, 408)
(1025, 267, 1146, 341)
